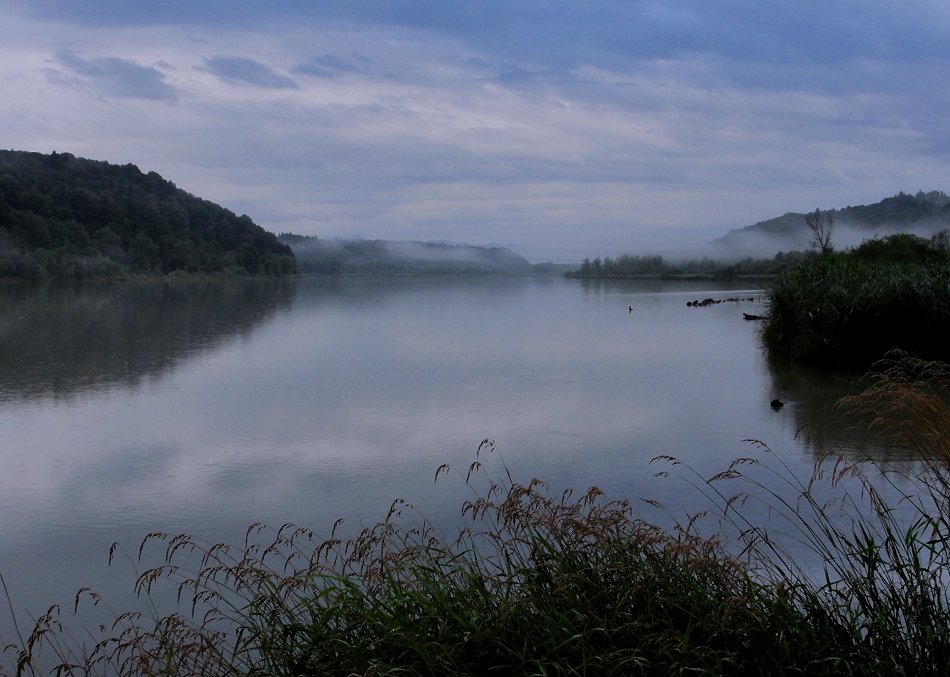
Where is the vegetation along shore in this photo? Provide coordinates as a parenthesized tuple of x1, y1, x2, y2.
(762, 232, 950, 369)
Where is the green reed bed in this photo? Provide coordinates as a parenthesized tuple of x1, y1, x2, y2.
(4, 355, 950, 675)
(762, 234, 950, 369)
(1, 461, 828, 676)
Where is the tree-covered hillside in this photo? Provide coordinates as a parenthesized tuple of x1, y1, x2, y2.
(0, 150, 295, 279)
(712, 191, 950, 257)
(280, 233, 535, 275)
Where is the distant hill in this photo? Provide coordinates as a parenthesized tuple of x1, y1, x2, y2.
(279, 234, 536, 275)
(0, 150, 295, 279)
(711, 191, 950, 258)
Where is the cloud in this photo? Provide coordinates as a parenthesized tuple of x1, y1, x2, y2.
(5, 3, 950, 261)
(292, 53, 362, 79)
(203, 56, 299, 89)
(52, 50, 177, 100)
(22, 2, 950, 68)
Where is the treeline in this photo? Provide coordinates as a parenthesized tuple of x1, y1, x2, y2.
(713, 190, 950, 254)
(836, 190, 950, 226)
(279, 233, 538, 275)
(565, 250, 812, 279)
(763, 232, 950, 368)
(0, 150, 295, 280)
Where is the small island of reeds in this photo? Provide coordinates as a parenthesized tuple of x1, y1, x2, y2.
(763, 232, 950, 369)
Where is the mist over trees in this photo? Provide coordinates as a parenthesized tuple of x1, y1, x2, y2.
(0, 150, 295, 279)
(568, 191, 950, 278)
(566, 251, 812, 279)
(712, 191, 950, 258)
(279, 233, 537, 275)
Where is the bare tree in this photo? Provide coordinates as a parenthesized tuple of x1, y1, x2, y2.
(806, 208, 834, 254)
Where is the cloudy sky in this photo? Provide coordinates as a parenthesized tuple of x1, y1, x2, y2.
(3, 1, 949, 261)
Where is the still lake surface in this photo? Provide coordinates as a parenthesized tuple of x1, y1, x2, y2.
(0, 275, 898, 645)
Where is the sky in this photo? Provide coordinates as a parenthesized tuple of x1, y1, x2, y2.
(3, 1, 950, 262)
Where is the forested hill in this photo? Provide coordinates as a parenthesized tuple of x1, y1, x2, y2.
(0, 150, 295, 279)
(280, 233, 536, 275)
(711, 191, 950, 257)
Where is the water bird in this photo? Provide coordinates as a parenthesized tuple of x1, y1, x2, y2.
(770, 398, 784, 409)
(628, 306, 633, 312)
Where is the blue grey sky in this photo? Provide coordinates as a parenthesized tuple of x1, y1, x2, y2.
(3, 1, 949, 261)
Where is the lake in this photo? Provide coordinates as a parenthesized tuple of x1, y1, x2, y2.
(0, 275, 898, 648)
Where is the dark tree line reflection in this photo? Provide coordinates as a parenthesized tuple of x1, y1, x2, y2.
(0, 278, 296, 402)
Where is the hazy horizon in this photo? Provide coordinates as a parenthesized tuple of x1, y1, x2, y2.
(3, 2, 950, 261)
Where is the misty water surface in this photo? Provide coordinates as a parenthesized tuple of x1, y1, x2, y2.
(0, 276, 895, 645)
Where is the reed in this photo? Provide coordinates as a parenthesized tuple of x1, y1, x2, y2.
(1, 454, 813, 675)
(3, 355, 949, 675)
(762, 234, 950, 368)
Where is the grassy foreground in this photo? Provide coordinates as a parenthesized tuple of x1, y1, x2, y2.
(3, 354, 950, 675)
(762, 233, 950, 369)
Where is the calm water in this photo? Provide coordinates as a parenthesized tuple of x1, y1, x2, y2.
(0, 276, 895, 646)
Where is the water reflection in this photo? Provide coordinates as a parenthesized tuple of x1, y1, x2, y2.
(763, 352, 909, 461)
(575, 276, 766, 296)
(0, 275, 907, 654)
(0, 278, 296, 402)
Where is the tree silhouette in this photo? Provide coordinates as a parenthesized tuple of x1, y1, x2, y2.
(806, 208, 834, 254)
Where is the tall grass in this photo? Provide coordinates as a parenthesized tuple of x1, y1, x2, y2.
(762, 235, 950, 368)
(1, 452, 833, 675)
(3, 354, 950, 675)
